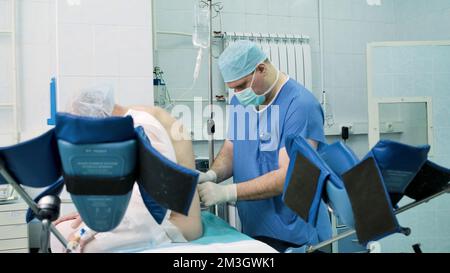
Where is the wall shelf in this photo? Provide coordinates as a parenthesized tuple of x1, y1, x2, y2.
(324, 121, 404, 136)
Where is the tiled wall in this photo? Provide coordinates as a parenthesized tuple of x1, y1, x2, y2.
(376, 0, 450, 252)
(154, 0, 397, 158)
(57, 0, 154, 122)
(0, 0, 15, 144)
(13, 0, 154, 141)
(0, 0, 13, 103)
(392, 0, 450, 169)
(15, 0, 56, 141)
(394, 0, 450, 41)
(373, 45, 450, 251)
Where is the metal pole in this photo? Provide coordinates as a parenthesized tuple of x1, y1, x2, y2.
(394, 186, 449, 214)
(207, 0, 215, 168)
(306, 185, 450, 253)
(306, 229, 356, 253)
(318, 0, 325, 94)
(206, 0, 217, 216)
(0, 163, 68, 248)
(39, 219, 51, 253)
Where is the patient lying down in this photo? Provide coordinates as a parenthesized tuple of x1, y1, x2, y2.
(51, 86, 202, 253)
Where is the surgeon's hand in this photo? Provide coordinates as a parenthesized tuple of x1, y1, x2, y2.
(198, 170, 217, 183)
(198, 182, 237, 206)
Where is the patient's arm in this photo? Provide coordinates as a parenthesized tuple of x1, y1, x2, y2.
(131, 106, 203, 241)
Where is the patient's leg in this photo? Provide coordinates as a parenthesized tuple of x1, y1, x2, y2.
(153, 107, 203, 241)
(132, 106, 203, 241)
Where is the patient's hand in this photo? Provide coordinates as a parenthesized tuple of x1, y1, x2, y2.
(67, 227, 96, 253)
(53, 212, 83, 229)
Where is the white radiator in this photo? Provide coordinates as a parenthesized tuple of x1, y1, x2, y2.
(223, 32, 312, 90)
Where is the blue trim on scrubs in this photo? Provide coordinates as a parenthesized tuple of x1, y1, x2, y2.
(227, 79, 330, 246)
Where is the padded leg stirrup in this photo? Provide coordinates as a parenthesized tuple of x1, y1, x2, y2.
(342, 157, 400, 245)
(284, 152, 322, 222)
(405, 160, 450, 201)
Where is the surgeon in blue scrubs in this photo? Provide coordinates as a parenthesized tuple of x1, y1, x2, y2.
(198, 41, 332, 252)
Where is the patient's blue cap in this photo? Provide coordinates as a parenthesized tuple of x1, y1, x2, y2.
(218, 40, 267, 83)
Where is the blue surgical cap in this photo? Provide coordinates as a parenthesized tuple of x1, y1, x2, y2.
(218, 40, 268, 83)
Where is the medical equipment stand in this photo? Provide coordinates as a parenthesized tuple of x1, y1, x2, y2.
(0, 158, 68, 252)
(206, 0, 215, 169)
(305, 185, 450, 253)
(36, 195, 61, 253)
(202, 0, 219, 217)
(207, 2, 215, 177)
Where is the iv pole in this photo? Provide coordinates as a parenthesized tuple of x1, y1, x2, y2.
(207, 0, 215, 171)
(207, 0, 215, 172)
(208, 0, 218, 216)
(204, 0, 218, 216)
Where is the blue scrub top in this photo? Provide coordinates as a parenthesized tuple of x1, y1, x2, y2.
(227, 78, 332, 246)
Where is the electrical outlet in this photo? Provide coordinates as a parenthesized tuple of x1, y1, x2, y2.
(340, 123, 353, 133)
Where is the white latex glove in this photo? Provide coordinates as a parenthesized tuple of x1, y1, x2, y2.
(198, 182, 237, 207)
(198, 170, 217, 183)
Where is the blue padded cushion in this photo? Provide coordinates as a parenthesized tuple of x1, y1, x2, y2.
(319, 142, 359, 228)
(0, 129, 62, 187)
(405, 160, 450, 201)
(284, 136, 355, 228)
(1, 112, 199, 232)
(365, 140, 429, 205)
(57, 137, 137, 232)
(55, 112, 135, 144)
(319, 142, 359, 175)
(55, 113, 137, 231)
(71, 192, 132, 232)
(135, 126, 198, 218)
(138, 184, 167, 225)
(284, 135, 329, 225)
(341, 156, 402, 244)
(57, 139, 137, 177)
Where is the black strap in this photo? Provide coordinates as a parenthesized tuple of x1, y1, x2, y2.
(64, 173, 135, 195)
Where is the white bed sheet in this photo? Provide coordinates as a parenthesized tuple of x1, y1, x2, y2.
(136, 239, 278, 253)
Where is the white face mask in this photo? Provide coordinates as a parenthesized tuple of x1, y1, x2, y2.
(233, 69, 280, 106)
